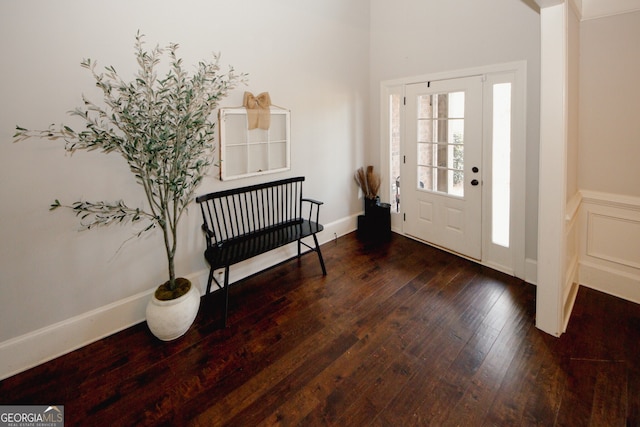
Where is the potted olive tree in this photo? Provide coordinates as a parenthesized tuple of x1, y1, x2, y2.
(14, 32, 246, 340)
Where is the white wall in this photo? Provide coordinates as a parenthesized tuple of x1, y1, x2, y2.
(579, 11, 640, 197)
(0, 0, 370, 376)
(577, 11, 640, 304)
(368, 0, 541, 262)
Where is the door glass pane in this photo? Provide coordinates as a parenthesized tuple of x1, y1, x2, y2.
(492, 83, 511, 247)
(390, 92, 401, 213)
(416, 91, 465, 196)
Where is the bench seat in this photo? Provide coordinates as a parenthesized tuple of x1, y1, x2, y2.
(204, 219, 323, 269)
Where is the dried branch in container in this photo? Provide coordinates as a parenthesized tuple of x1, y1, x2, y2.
(354, 165, 380, 200)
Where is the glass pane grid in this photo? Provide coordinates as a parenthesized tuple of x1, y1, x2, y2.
(415, 91, 465, 197)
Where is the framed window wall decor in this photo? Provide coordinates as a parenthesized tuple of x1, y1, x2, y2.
(218, 107, 291, 181)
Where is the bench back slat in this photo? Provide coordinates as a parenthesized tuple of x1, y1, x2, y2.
(196, 177, 306, 246)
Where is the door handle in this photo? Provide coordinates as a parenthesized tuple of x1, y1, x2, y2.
(471, 179, 479, 186)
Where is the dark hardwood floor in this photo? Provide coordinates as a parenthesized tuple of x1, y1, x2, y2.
(2, 232, 639, 426)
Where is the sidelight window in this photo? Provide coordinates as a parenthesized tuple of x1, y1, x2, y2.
(491, 83, 511, 248)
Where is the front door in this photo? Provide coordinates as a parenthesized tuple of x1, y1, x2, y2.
(403, 76, 483, 259)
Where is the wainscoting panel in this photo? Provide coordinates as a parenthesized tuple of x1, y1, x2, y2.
(587, 212, 640, 269)
(563, 192, 581, 332)
(579, 191, 640, 304)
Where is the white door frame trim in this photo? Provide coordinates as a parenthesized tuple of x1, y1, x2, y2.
(379, 61, 528, 279)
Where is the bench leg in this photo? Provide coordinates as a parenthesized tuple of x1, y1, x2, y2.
(222, 265, 230, 328)
(313, 234, 327, 276)
(206, 268, 215, 295)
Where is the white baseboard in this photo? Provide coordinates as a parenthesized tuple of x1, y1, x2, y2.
(0, 288, 153, 381)
(579, 261, 640, 305)
(525, 258, 538, 285)
(0, 215, 358, 381)
(562, 254, 580, 333)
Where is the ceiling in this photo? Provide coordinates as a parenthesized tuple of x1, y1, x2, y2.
(581, 0, 640, 19)
(531, 0, 640, 19)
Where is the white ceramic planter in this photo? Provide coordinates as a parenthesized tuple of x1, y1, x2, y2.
(145, 281, 200, 341)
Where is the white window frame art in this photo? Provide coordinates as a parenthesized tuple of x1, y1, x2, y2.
(218, 107, 291, 181)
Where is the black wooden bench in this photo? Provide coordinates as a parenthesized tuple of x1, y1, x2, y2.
(196, 176, 327, 326)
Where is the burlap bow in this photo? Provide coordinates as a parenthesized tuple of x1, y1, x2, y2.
(243, 91, 272, 130)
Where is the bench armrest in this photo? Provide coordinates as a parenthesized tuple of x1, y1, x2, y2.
(201, 223, 215, 246)
(302, 198, 323, 224)
(302, 198, 323, 206)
